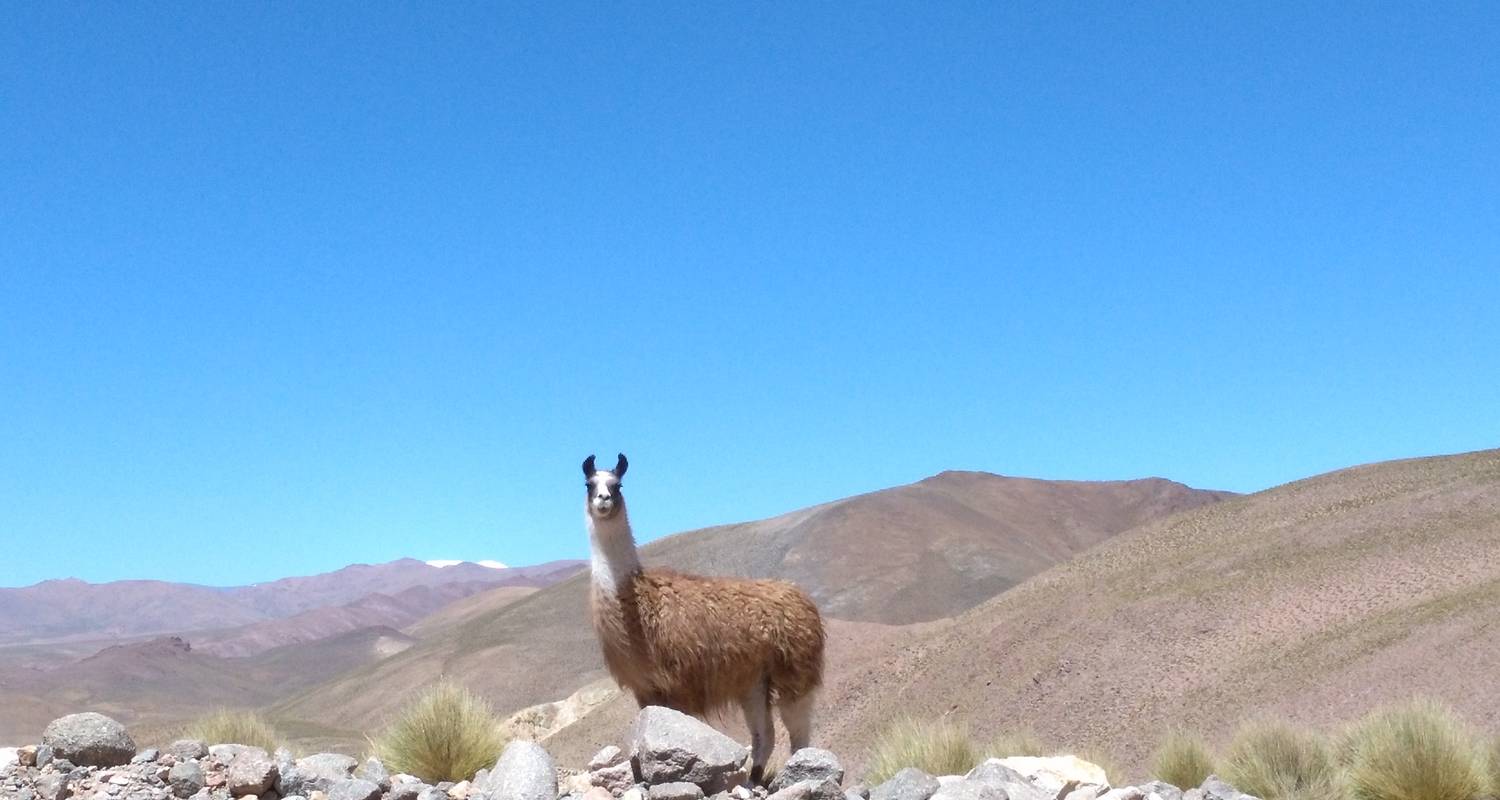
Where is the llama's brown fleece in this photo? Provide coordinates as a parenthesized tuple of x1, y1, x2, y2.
(591, 567, 825, 715)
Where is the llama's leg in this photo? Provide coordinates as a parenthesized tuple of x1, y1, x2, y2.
(777, 691, 816, 753)
(740, 679, 774, 785)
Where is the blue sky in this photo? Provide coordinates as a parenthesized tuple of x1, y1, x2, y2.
(2, 3, 1497, 588)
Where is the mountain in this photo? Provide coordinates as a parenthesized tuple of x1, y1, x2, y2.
(0, 559, 583, 647)
(269, 471, 1232, 745)
(805, 448, 1500, 776)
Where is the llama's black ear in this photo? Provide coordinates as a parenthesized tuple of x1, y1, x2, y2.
(582, 455, 597, 478)
(614, 453, 628, 478)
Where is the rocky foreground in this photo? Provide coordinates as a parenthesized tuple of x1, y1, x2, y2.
(0, 709, 1260, 800)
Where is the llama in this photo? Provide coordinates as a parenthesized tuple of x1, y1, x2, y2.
(582, 453, 825, 784)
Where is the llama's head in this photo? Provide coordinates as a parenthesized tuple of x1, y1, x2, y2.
(582, 453, 628, 521)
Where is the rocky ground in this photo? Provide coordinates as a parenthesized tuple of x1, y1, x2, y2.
(1, 709, 1260, 800)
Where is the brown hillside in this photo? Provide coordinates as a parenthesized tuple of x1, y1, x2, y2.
(813, 448, 1500, 779)
(270, 472, 1230, 742)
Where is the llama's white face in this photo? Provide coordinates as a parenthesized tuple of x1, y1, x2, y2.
(582, 453, 628, 521)
(586, 471, 623, 520)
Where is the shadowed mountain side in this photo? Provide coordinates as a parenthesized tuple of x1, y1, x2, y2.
(811, 448, 1500, 778)
(403, 585, 539, 639)
(270, 471, 1231, 738)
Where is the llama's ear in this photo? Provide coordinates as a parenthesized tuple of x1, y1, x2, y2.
(582, 455, 597, 478)
(614, 453, 628, 478)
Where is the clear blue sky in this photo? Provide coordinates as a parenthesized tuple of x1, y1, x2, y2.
(3, 3, 1497, 588)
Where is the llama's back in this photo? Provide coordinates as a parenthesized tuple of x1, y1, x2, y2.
(634, 569, 825, 711)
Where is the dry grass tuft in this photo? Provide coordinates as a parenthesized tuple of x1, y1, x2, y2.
(1152, 729, 1217, 790)
(1340, 700, 1488, 800)
(369, 680, 508, 784)
(1221, 719, 1337, 800)
(183, 709, 283, 752)
(865, 718, 981, 784)
(985, 729, 1051, 758)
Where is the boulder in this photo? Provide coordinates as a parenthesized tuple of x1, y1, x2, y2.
(41, 712, 137, 767)
(279, 754, 358, 796)
(327, 778, 382, 800)
(228, 750, 279, 796)
(966, 760, 1049, 800)
(630, 706, 749, 793)
(995, 757, 1109, 796)
(771, 749, 844, 793)
(929, 780, 1005, 800)
(870, 768, 941, 800)
(1197, 777, 1257, 800)
(768, 778, 845, 800)
(649, 782, 707, 800)
(169, 760, 206, 798)
(475, 740, 555, 800)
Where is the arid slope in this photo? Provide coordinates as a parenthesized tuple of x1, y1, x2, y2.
(813, 449, 1500, 777)
(271, 472, 1230, 739)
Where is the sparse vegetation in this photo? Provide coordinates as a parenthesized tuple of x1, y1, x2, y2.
(369, 680, 508, 784)
(1221, 719, 1337, 800)
(183, 709, 282, 752)
(986, 729, 1050, 758)
(866, 718, 981, 784)
(1340, 700, 1488, 800)
(1154, 729, 1217, 790)
(1488, 737, 1500, 797)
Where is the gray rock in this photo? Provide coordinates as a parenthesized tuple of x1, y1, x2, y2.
(1197, 777, 1257, 800)
(327, 778, 382, 800)
(277, 753, 358, 796)
(1181, 791, 1203, 800)
(771, 749, 844, 793)
(845, 784, 870, 800)
(132, 748, 161, 764)
(387, 781, 434, 800)
(1138, 783, 1182, 800)
(42, 712, 138, 767)
(966, 761, 1048, 800)
(651, 782, 707, 800)
(167, 740, 208, 762)
(769, 778, 845, 800)
(1098, 789, 1144, 800)
(170, 760, 206, 798)
(870, 768, 941, 800)
(590, 745, 626, 771)
(35, 745, 56, 769)
(630, 706, 749, 793)
(929, 780, 1005, 800)
(35, 771, 71, 800)
(1064, 786, 1108, 800)
(227, 749, 278, 796)
(417, 788, 449, 800)
(591, 760, 636, 795)
(356, 757, 389, 790)
(847, 793, 867, 800)
(476, 740, 556, 800)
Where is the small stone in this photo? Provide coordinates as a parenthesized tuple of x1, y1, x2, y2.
(966, 761, 1048, 800)
(621, 789, 647, 800)
(168, 741, 209, 763)
(227, 750, 278, 797)
(42, 712, 138, 768)
(870, 768, 940, 800)
(590, 746, 626, 771)
(592, 760, 636, 795)
(327, 778, 382, 800)
(1098, 789, 1144, 800)
(930, 781, 1004, 800)
(846, 784, 870, 799)
(651, 782, 706, 800)
(475, 741, 555, 800)
(768, 779, 845, 800)
(447, 779, 471, 799)
(416, 788, 448, 800)
(582, 787, 614, 800)
(1138, 783, 1182, 800)
(35, 772, 71, 800)
(770, 750, 843, 793)
(36, 745, 56, 769)
(132, 749, 161, 764)
(19, 745, 40, 767)
(171, 761, 207, 798)
(356, 758, 388, 789)
(387, 781, 433, 800)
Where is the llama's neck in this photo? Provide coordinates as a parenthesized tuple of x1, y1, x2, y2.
(587, 509, 641, 598)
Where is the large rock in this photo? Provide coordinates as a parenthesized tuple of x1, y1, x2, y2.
(769, 778, 846, 800)
(328, 778, 383, 800)
(996, 757, 1109, 795)
(771, 749, 844, 793)
(966, 760, 1049, 800)
(227, 749, 279, 796)
(476, 740, 555, 800)
(630, 706, 749, 793)
(870, 768, 941, 800)
(279, 753, 359, 796)
(168, 760, 206, 798)
(1197, 777, 1258, 800)
(41, 712, 137, 767)
(930, 781, 1005, 800)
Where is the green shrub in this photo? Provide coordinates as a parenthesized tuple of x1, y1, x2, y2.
(1340, 700, 1487, 800)
(369, 680, 508, 784)
(1221, 719, 1337, 800)
(183, 709, 282, 752)
(985, 729, 1051, 758)
(1152, 729, 1217, 790)
(866, 718, 981, 784)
